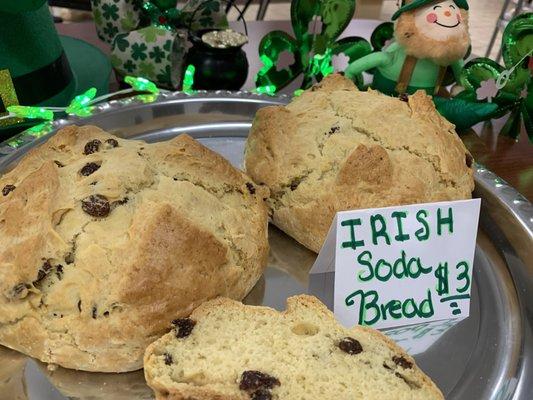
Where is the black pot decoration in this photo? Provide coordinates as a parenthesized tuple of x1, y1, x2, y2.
(184, 2, 249, 91)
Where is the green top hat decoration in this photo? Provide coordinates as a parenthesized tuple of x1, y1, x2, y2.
(0, 0, 111, 135)
(392, 0, 469, 21)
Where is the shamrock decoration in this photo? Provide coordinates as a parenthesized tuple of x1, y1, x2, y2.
(102, 3, 120, 21)
(458, 12, 532, 140)
(476, 78, 499, 103)
(93, 0, 228, 89)
(131, 42, 148, 60)
(255, 0, 372, 92)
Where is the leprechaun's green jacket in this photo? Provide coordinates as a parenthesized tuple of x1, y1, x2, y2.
(345, 41, 464, 95)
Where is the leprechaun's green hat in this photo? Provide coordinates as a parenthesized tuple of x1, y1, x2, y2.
(392, 0, 469, 20)
(0, 1, 110, 129)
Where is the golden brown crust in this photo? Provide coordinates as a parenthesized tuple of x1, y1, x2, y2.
(336, 144, 393, 186)
(245, 74, 474, 252)
(0, 125, 269, 372)
(144, 295, 444, 400)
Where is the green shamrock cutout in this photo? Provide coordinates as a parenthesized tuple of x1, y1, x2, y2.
(458, 12, 532, 140)
(102, 3, 119, 21)
(255, 0, 372, 92)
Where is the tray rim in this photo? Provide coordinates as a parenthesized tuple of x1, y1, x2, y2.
(0, 91, 531, 399)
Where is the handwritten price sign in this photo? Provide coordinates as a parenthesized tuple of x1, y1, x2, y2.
(310, 199, 481, 329)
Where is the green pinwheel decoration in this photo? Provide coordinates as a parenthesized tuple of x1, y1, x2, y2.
(255, 0, 372, 92)
(458, 12, 533, 141)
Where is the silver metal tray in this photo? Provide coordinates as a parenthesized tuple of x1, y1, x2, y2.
(0, 92, 531, 400)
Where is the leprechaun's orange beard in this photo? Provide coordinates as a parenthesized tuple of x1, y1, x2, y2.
(395, 8, 470, 66)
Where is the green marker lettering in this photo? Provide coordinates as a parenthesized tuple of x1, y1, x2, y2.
(370, 214, 391, 245)
(402, 298, 418, 318)
(391, 211, 410, 242)
(345, 290, 380, 326)
(392, 251, 408, 279)
(375, 259, 392, 282)
(345, 290, 435, 325)
(391, 251, 432, 279)
(419, 290, 435, 318)
(437, 207, 454, 235)
(455, 261, 470, 293)
(381, 299, 402, 320)
(341, 219, 365, 249)
(435, 262, 449, 295)
(357, 251, 373, 282)
(407, 256, 432, 278)
(415, 210, 430, 241)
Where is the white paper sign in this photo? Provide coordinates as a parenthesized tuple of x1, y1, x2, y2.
(309, 199, 481, 329)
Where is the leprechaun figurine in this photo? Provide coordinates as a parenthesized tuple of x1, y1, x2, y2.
(345, 0, 470, 96)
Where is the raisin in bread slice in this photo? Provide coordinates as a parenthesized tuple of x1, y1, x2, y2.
(144, 295, 443, 400)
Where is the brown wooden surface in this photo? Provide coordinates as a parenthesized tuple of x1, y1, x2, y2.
(56, 20, 533, 201)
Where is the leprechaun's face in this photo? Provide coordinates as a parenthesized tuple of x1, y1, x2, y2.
(414, 0, 467, 41)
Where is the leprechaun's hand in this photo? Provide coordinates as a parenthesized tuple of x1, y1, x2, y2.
(0, 0, 46, 14)
(345, 52, 391, 80)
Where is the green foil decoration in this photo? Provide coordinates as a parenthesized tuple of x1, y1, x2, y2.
(370, 22, 393, 52)
(458, 12, 533, 140)
(255, 0, 372, 92)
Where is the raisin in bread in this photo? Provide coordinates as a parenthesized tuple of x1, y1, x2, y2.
(0, 125, 269, 372)
(245, 73, 474, 252)
(144, 295, 443, 400)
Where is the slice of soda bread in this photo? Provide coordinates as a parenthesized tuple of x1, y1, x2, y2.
(144, 295, 443, 400)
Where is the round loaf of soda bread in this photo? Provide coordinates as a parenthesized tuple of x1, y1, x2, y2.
(245, 74, 474, 252)
(0, 125, 269, 372)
